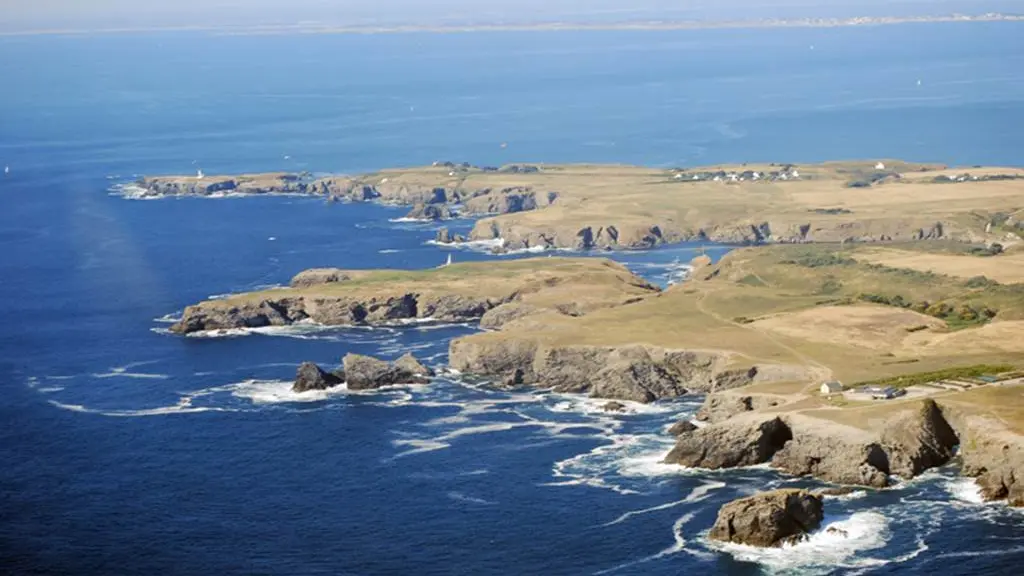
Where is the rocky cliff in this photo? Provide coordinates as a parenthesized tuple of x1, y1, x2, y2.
(939, 405, 1024, 506)
(663, 399, 963, 489)
(467, 215, 968, 251)
(447, 337, 767, 402)
(169, 258, 659, 336)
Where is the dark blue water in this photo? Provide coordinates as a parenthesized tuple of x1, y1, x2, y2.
(2, 23, 1023, 575)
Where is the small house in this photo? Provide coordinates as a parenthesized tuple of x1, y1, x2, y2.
(875, 162, 886, 170)
(820, 381, 844, 394)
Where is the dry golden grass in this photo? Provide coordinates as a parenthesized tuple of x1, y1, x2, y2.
(855, 249, 1024, 284)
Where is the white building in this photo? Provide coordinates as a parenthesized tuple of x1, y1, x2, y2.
(820, 381, 844, 394)
(875, 162, 886, 170)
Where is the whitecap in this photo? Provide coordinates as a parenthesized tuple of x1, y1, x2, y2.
(446, 491, 496, 505)
(944, 477, 986, 504)
(48, 399, 230, 417)
(378, 249, 402, 254)
(229, 379, 349, 404)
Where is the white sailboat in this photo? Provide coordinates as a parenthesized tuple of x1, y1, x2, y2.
(196, 169, 204, 180)
(3, 166, 8, 175)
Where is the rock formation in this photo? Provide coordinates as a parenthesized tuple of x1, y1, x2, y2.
(668, 420, 698, 436)
(449, 340, 741, 402)
(880, 399, 959, 479)
(292, 362, 344, 393)
(343, 353, 431, 391)
(939, 405, 1024, 507)
(394, 352, 435, 377)
(405, 203, 454, 221)
(663, 416, 792, 468)
(709, 489, 824, 547)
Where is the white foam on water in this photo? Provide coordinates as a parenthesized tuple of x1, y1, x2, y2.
(600, 480, 724, 527)
(388, 217, 434, 223)
(153, 312, 182, 324)
(426, 238, 505, 253)
(707, 511, 893, 574)
(378, 249, 402, 254)
(545, 394, 682, 416)
(594, 512, 700, 574)
(229, 379, 350, 404)
(48, 399, 231, 417)
(944, 477, 986, 504)
(35, 386, 65, 393)
(446, 491, 496, 505)
(91, 370, 170, 380)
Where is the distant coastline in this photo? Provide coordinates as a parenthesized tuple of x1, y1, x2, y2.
(3, 12, 1022, 37)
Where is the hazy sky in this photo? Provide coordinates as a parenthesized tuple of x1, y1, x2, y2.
(0, 0, 1018, 31)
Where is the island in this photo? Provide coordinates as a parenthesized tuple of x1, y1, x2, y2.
(153, 160, 1024, 511)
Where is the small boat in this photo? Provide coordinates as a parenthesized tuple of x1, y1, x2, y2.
(3, 166, 8, 175)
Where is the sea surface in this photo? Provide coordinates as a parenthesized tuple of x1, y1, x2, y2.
(1, 23, 1023, 575)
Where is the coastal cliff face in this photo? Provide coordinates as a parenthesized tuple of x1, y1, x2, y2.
(135, 172, 559, 220)
(467, 216, 965, 251)
(940, 407, 1024, 506)
(663, 399, 964, 489)
(169, 258, 659, 335)
(447, 337, 764, 402)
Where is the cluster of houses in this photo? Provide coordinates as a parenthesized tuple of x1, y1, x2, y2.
(672, 166, 801, 183)
(818, 380, 907, 400)
(931, 172, 1024, 184)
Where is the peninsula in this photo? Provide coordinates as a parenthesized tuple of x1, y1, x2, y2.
(155, 160, 1024, 508)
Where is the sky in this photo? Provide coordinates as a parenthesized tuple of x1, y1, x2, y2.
(0, 0, 1019, 31)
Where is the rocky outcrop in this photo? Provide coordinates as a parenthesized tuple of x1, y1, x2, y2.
(448, 338, 749, 402)
(663, 416, 792, 469)
(394, 352, 434, 377)
(771, 432, 891, 488)
(461, 187, 557, 215)
(880, 399, 959, 479)
(696, 393, 779, 424)
(660, 400, 965, 488)
(602, 401, 627, 413)
(170, 293, 500, 334)
(290, 268, 351, 288)
(343, 353, 431, 390)
(405, 203, 454, 221)
(434, 228, 466, 244)
(709, 490, 824, 548)
(668, 420, 698, 436)
(468, 214, 976, 251)
(136, 173, 316, 197)
(292, 362, 344, 393)
(939, 405, 1024, 507)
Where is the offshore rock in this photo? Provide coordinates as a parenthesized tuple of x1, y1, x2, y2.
(343, 353, 430, 391)
(292, 362, 344, 393)
(709, 489, 824, 547)
(668, 420, 698, 436)
(405, 202, 454, 221)
(394, 352, 434, 378)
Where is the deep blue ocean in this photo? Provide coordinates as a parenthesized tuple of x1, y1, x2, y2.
(2, 23, 1023, 575)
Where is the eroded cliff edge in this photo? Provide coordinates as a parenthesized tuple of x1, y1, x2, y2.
(131, 161, 1024, 250)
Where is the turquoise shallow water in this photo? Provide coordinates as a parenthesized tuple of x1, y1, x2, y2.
(1, 23, 1023, 575)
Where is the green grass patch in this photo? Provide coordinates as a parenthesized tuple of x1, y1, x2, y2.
(855, 364, 1017, 389)
(738, 274, 768, 287)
